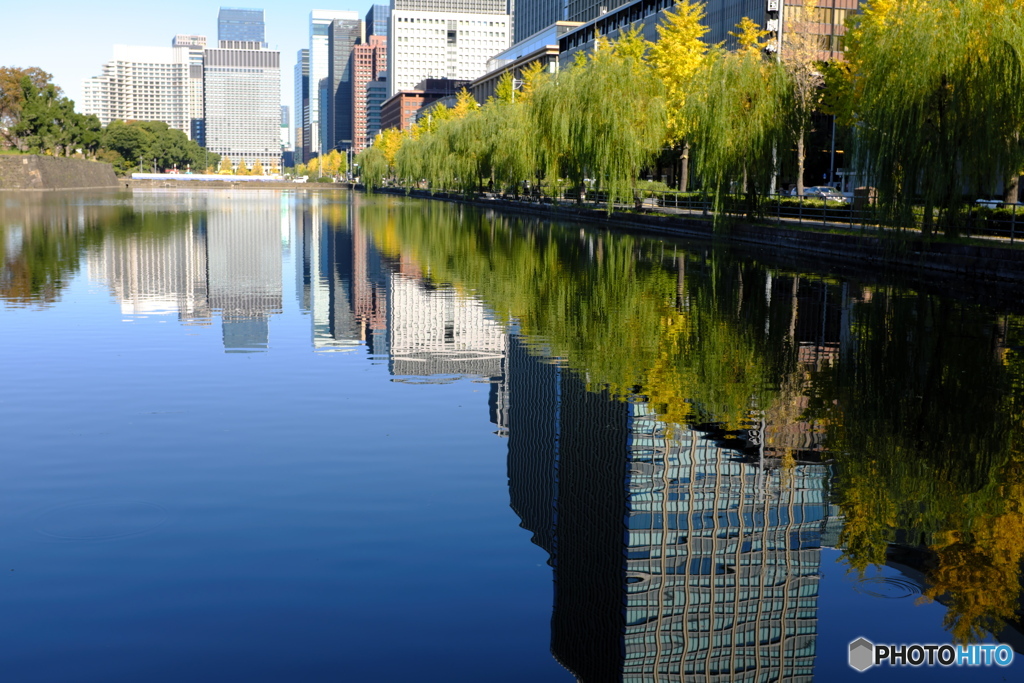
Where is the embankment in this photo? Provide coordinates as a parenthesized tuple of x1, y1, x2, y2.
(0, 155, 118, 191)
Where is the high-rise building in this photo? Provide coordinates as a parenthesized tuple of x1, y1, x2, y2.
(387, 0, 511, 97)
(365, 4, 391, 38)
(512, 0, 562, 44)
(204, 40, 282, 171)
(365, 75, 388, 144)
(326, 16, 363, 152)
(280, 104, 290, 162)
(172, 35, 208, 145)
(352, 35, 387, 152)
(293, 48, 309, 162)
(308, 10, 359, 159)
(217, 7, 266, 45)
(82, 45, 191, 134)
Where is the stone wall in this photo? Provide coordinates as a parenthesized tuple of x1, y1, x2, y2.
(0, 155, 118, 191)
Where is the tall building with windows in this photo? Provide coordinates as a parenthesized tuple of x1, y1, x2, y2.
(366, 75, 388, 143)
(82, 45, 191, 133)
(171, 35, 208, 145)
(204, 40, 281, 171)
(326, 16, 363, 152)
(365, 4, 391, 38)
(217, 7, 266, 45)
(512, 0, 563, 44)
(308, 10, 359, 159)
(294, 48, 309, 162)
(352, 35, 387, 152)
(387, 0, 511, 97)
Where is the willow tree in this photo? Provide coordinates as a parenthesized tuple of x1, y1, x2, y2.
(685, 19, 791, 223)
(649, 1, 711, 191)
(847, 0, 1024, 235)
(355, 142, 388, 191)
(484, 71, 541, 195)
(532, 28, 666, 211)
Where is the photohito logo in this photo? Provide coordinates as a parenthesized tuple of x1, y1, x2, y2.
(848, 637, 1014, 671)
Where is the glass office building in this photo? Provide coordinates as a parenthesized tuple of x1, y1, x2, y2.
(217, 7, 266, 44)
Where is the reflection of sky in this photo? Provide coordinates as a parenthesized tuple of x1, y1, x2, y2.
(814, 549, 1011, 682)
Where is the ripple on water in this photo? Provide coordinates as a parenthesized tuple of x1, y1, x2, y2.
(33, 500, 169, 541)
(852, 576, 922, 599)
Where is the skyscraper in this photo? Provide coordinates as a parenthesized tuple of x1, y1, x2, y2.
(308, 10, 359, 159)
(204, 40, 282, 171)
(512, 0, 562, 44)
(294, 48, 309, 162)
(171, 35, 208, 145)
(82, 45, 191, 133)
(326, 15, 363, 152)
(217, 7, 266, 44)
(365, 4, 390, 38)
(352, 35, 387, 152)
(387, 0, 511, 97)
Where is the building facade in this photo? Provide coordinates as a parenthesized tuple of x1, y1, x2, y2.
(326, 15, 363, 152)
(366, 77, 388, 144)
(365, 4, 391, 38)
(557, 0, 858, 66)
(204, 40, 282, 171)
(293, 48, 309, 162)
(309, 10, 359, 159)
(352, 35, 388, 152)
(381, 79, 467, 131)
(82, 45, 191, 134)
(171, 35, 208, 145)
(217, 7, 266, 44)
(387, 2, 511, 97)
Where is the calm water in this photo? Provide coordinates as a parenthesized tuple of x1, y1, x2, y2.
(1, 189, 1021, 682)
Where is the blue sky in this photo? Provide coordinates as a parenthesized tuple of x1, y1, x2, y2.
(1, 2, 373, 115)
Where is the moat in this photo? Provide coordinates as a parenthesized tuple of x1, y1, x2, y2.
(1, 189, 1021, 682)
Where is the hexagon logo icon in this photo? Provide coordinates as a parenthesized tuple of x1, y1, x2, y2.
(849, 637, 875, 672)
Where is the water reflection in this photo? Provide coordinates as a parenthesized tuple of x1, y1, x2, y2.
(2, 190, 1022, 679)
(359, 199, 1024, 668)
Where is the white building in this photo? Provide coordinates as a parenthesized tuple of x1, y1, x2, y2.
(171, 35, 208, 144)
(82, 45, 191, 133)
(388, 5, 511, 97)
(308, 10, 360, 159)
(204, 40, 282, 171)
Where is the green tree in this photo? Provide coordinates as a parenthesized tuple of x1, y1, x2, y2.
(684, 18, 791, 224)
(846, 0, 1024, 235)
(0, 66, 57, 150)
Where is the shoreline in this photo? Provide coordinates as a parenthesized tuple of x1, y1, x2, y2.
(367, 187, 1024, 290)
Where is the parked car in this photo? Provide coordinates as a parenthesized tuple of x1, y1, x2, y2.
(801, 186, 849, 203)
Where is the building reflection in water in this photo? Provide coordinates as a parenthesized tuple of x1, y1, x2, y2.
(87, 191, 285, 352)
(296, 196, 507, 403)
(506, 333, 841, 682)
(298, 195, 390, 354)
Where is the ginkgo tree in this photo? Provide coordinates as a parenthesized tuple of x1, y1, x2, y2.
(649, 1, 711, 191)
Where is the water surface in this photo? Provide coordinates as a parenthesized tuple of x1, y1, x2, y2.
(1, 189, 1021, 682)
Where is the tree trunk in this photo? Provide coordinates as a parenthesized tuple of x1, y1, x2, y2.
(679, 142, 690, 192)
(1005, 174, 1019, 204)
(796, 131, 806, 196)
